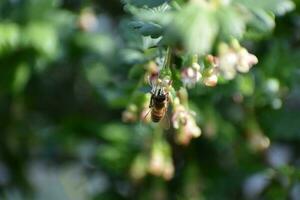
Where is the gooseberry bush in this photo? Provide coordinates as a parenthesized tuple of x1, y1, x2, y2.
(1, 0, 300, 199)
(122, 0, 294, 181)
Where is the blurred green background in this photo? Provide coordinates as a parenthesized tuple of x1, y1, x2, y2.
(0, 0, 300, 199)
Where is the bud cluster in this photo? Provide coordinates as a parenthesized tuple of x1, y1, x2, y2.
(148, 139, 174, 180)
(144, 61, 159, 87)
(78, 8, 98, 32)
(122, 104, 138, 123)
(172, 97, 201, 145)
(130, 137, 175, 181)
(202, 55, 219, 87)
(218, 40, 258, 80)
(180, 54, 219, 88)
(181, 62, 202, 88)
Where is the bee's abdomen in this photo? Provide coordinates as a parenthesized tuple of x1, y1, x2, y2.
(151, 108, 164, 122)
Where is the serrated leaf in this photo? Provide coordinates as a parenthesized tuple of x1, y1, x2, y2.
(124, 3, 172, 26)
(217, 6, 246, 39)
(247, 9, 275, 36)
(166, 3, 218, 54)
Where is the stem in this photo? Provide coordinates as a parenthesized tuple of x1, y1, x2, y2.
(159, 47, 173, 79)
(192, 54, 198, 64)
(163, 47, 172, 71)
(178, 87, 189, 108)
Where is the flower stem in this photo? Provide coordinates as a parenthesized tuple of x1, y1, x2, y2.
(160, 47, 172, 78)
(192, 54, 198, 64)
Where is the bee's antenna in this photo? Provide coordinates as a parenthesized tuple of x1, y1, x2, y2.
(157, 88, 161, 95)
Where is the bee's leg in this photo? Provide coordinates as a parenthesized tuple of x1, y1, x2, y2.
(166, 93, 169, 103)
(149, 95, 153, 108)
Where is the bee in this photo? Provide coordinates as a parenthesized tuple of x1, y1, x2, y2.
(149, 87, 169, 123)
(143, 77, 171, 129)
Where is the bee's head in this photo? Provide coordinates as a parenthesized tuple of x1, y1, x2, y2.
(155, 89, 166, 101)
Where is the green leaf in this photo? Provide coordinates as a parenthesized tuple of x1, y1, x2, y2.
(85, 63, 109, 86)
(129, 21, 163, 38)
(236, 74, 254, 96)
(233, 0, 295, 16)
(12, 63, 30, 95)
(120, 48, 145, 64)
(100, 124, 131, 144)
(124, 0, 168, 8)
(23, 23, 58, 59)
(75, 33, 115, 57)
(124, 3, 172, 26)
(166, 3, 218, 54)
(171, 66, 182, 90)
(129, 64, 145, 79)
(0, 23, 20, 54)
(216, 6, 246, 39)
(245, 9, 275, 38)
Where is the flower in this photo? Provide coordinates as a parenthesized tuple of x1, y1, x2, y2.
(218, 41, 258, 80)
(203, 68, 218, 87)
(144, 61, 159, 86)
(181, 63, 202, 88)
(122, 104, 138, 123)
(236, 48, 258, 73)
(201, 55, 219, 87)
(218, 50, 238, 80)
(248, 132, 270, 152)
(148, 140, 174, 180)
(172, 97, 201, 145)
(130, 154, 148, 181)
(78, 8, 98, 32)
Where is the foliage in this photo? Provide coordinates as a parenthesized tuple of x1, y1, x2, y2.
(0, 0, 300, 200)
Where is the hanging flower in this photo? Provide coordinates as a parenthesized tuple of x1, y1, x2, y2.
(172, 97, 201, 145)
(130, 153, 148, 181)
(218, 41, 258, 80)
(236, 48, 258, 73)
(148, 139, 174, 180)
(144, 61, 159, 86)
(201, 55, 219, 87)
(218, 50, 238, 80)
(203, 67, 218, 87)
(122, 104, 138, 123)
(181, 62, 202, 88)
(78, 8, 98, 32)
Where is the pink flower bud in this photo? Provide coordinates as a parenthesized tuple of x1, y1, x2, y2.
(203, 74, 218, 87)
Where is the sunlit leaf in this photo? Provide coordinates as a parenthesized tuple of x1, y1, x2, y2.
(12, 63, 30, 95)
(23, 23, 58, 59)
(166, 3, 218, 54)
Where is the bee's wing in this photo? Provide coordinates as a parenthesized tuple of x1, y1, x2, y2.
(141, 108, 152, 122)
(159, 108, 170, 130)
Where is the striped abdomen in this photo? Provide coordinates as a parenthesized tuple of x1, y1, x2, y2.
(150, 92, 168, 123)
(151, 107, 165, 122)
